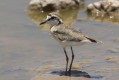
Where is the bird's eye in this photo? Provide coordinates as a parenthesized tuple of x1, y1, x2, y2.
(48, 14, 52, 16)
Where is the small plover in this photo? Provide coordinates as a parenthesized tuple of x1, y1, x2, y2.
(40, 12, 101, 75)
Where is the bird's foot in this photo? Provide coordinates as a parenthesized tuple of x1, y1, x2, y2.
(64, 71, 71, 76)
(65, 71, 68, 76)
(68, 70, 71, 76)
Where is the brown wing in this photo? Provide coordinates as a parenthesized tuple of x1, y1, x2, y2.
(52, 25, 100, 43)
(52, 27, 89, 42)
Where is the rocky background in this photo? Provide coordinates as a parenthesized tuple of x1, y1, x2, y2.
(87, 0, 119, 19)
(28, 0, 84, 12)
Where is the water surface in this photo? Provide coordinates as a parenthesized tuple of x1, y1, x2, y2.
(1, 0, 119, 80)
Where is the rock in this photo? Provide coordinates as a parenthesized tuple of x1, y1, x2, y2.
(28, 0, 84, 12)
(87, 0, 119, 17)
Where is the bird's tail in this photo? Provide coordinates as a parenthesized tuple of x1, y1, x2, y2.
(86, 37, 102, 43)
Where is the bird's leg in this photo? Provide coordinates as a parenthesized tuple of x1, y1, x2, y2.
(63, 47, 69, 75)
(68, 46, 74, 75)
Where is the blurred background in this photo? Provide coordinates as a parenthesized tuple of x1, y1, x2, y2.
(0, 0, 119, 80)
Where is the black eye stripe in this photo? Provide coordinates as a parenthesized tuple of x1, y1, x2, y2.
(48, 14, 52, 16)
(51, 17, 56, 19)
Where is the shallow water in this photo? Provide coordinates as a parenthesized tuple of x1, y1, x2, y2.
(1, 0, 119, 80)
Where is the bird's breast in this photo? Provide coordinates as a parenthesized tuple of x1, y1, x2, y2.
(50, 27, 58, 33)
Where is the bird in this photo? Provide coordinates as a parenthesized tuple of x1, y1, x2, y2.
(40, 12, 102, 76)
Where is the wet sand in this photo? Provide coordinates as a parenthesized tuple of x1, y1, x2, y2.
(1, 0, 119, 80)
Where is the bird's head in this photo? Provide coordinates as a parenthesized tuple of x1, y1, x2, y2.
(40, 12, 63, 27)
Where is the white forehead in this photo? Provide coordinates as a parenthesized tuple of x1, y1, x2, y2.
(47, 14, 60, 19)
(46, 15, 52, 20)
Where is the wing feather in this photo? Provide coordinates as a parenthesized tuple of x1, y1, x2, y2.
(52, 26, 88, 42)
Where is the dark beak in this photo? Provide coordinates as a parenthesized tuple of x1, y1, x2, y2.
(39, 20, 47, 25)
